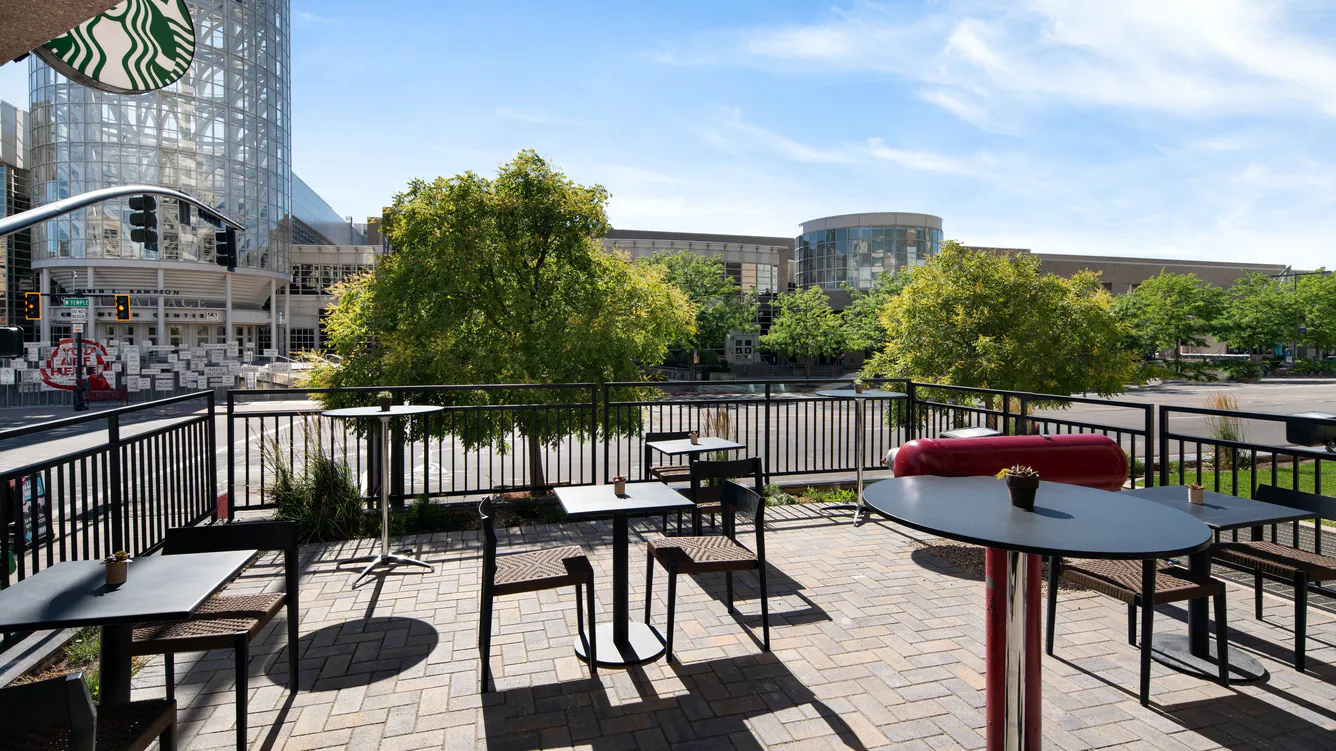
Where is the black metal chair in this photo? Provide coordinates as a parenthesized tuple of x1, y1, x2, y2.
(479, 499, 596, 692)
(1046, 557, 1228, 705)
(645, 480, 770, 662)
(688, 457, 764, 535)
(131, 520, 300, 751)
(1212, 484, 1336, 672)
(643, 430, 694, 534)
(0, 672, 176, 751)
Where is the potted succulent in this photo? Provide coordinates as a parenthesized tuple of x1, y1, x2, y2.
(688, 430, 699, 445)
(853, 378, 867, 394)
(612, 475, 627, 496)
(1187, 483, 1204, 505)
(103, 550, 131, 587)
(997, 465, 1040, 510)
(377, 390, 393, 411)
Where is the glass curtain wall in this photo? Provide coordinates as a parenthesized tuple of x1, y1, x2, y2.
(796, 223, 943, 290)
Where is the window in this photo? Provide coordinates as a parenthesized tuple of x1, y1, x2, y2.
(290, 328, 315, 351)
(169, 326, 182, 346)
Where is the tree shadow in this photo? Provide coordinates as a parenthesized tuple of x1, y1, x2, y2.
(264, 616, 438, 692)
(480, 653, 869, 750)
(1159, 691, 1336, 749)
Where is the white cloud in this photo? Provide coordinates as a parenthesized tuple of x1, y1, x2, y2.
(293, 9, 333, 25)
(864, 137, 988, 175)
(495, 107, 591, 128)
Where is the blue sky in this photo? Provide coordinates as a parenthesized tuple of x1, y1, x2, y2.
(4, 1, 1336, 267)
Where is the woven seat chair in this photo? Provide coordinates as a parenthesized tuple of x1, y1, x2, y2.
(131, 520, 299, 751)
(1047, 557, 1228, 705)
(644, 480, 770, 662)
(1211, 484, 1336, 672)
(643, 431, 694, 534)
(687, 457, 764, 536)
(479, 499, 596, 692)
(0, 673, 175, 751)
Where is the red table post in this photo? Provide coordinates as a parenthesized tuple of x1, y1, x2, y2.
(985, 547, 1043, 750)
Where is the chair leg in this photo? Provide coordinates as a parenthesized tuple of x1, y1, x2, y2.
(1252, 569, 1264, 620)
(479, 588, 494, 693)
(586, 570, 598, 678)
(759, 564, 770, 652)
(726, 571, 734, 614)
(644, 548, 655, 623)
(159, 708, 176, 751)
(666, 565, 678, 663)
(1139, 561, 1155, 707)
(1127, 601, 1137, 646)
(1046, 557, 1059, 656)
(287, 607, 300, 694)
(234, 633, 249, 751)
(575, 582, 585, 655)
(164, 653, 175, 701)
(677, 510, 683, 535)
(1295, 571, 1308, 672)
(1213, 591, 1229, 687)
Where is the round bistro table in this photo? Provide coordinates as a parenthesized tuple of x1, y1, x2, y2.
(322, 404, 443, 587)
(813, 388, 908, 525)
(863, 475, 1211, 751)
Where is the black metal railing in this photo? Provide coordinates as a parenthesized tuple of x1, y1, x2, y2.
(1, 391, 218, 588)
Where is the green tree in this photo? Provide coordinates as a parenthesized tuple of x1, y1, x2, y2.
(841, 270, 912, 352)
(311, 150, 695, 489)
(1214, 272, 1294, 356)
(760, 286, 846, 376)
(636, 250, 757, 373)
(1110, 270, 1223, 358)
(1297, 270, 1336, 352)
(863, 242, 1136, 395)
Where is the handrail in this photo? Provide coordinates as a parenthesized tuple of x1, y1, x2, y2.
(0, 184, 244, 239)
(0, 390, 214, 442)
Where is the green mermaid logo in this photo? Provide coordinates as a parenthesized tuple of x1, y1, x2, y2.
(36, 0, 196, 94)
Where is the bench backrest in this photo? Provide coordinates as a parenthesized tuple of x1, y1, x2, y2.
(892, 433, 1128, 491)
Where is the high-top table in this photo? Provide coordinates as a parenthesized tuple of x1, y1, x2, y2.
(555, 481, 695, 667)
(864, 475, 1211, 750)
(814, 388, 907, 525)
(0, 551, 255, 705)
(322, 404, 442, 586)
(1126, 484, 1315, 681)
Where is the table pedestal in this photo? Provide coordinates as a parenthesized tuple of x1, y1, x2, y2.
(99, 623, 133, 705)
(1151, 549, 1266, 682)
(827, 400, 869, 524)
(575, 512, 665, 667)
(986, 548, 1042, 750)
(345, 414, 432, 587)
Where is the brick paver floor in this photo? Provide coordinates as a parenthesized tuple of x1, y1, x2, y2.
(131, 504, 1336, 750)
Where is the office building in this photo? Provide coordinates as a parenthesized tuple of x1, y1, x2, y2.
(1, 100, 32, 333)
(797, 212, 943, 308)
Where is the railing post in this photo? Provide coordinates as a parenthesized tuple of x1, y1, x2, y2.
(1002, 393, 1012, 436)
(763, 382, 772, 484)
(1019, 397, 1029, 434)
(906, 382, 917, 441)
(108, 412, 124, 553)
(1143, 404, 1155, 490)
(225, 389, 234, 519)
(1158, 405, 1170, 487)
(0, 478, 11, 588)
(602, 382, 610, 485)
(590, 384, 598, 487)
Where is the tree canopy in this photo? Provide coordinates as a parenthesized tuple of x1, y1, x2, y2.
(310, 150, 695, 486)
(760, 285, 845, 375)
(1110, 270, 1223, 358)
(862, 242, 1137, 395)
(1297, 269, 1336, 351)
(1213, 271, 1295, 355)
(635, 250, 757, 355)
(841, 270, 912, 352)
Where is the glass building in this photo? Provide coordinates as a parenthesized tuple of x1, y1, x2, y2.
(797, 212, 943, 290)
(293, 173, 364, 246)
(1, 101, 33, 332)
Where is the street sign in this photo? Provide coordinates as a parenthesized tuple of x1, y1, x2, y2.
(64, 297, 90, 307)
(72, 323, 84, 333)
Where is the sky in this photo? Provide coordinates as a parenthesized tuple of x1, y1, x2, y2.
(3, 0, 1336, 268)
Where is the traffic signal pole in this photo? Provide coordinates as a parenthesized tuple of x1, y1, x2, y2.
(73, 329, 86, 412)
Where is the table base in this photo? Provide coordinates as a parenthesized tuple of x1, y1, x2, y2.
(574, 622, 666, 667)
(825, 502, 868, 525)
(1151, 634, 1267, 683)
(345, 551, 433, 587)
(99, 623, 133, 705)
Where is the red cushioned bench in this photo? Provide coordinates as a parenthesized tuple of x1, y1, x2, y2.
(891, 433, 1128, 490)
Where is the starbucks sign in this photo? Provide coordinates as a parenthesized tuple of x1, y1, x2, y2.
(36, 0, 195, 95)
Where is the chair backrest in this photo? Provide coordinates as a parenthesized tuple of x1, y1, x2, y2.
(689, 457, 764, 495)
(892, 433, 1128, 491)
(1255, 484, 1336, 553)
(164, 520, 299, 603)
(0, 673, 96, 751)
(479, 498, 497, 582)
(643, 431, 693, 479)
(720, 480, 766, 556)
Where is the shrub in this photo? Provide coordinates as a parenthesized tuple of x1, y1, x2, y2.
(801, 486, 856, 504)
(763, 483, 799, 506)
(1221, 360, 1263, 382)
(1203, 392, 1250, 470)
(268, 437, 367, 543)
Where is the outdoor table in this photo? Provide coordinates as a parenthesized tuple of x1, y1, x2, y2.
(1126, 484, 1315, 681)
(322, 405, 443, 586)
(555, 481, 695, 667)
(645, 436, 746, 533)
(0, 550, 255, 705)
(814, 388, 908, 524)
(864, 475, 1210, 751)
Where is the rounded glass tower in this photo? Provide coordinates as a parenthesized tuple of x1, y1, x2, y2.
(27, 0, 291, 275)
(797, 212, 942, 290)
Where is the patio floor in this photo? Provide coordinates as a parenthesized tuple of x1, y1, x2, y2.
(133, 504, 1336, 750)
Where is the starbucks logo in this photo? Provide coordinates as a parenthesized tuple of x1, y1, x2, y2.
(36, 0, 196, 94)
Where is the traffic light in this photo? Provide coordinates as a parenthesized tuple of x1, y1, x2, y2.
(129, 195, 158, 249)
(215, 227, 237, 271)
(178, 200, 191, 226)
(114, 294, 132, 321)
(24, 291, 40, 321)
(0, 326, 21, 358)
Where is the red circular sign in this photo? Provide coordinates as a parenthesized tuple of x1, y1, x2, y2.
(40, 338, 111, 391)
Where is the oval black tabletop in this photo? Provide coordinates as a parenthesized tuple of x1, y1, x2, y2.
(862, 475, 1211, 559)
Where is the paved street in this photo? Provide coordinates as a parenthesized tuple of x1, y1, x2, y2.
(132, 503, 1336, 750)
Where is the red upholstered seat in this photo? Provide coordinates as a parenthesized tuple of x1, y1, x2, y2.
(892, 433, 1128, 490)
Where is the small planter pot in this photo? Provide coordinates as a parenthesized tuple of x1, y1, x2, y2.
(1006, 475, 1039, 511)
(379, 398, 392, 412)
(854, 383, 866, 394)
(689, 432, 699, 445)
(613, 479, 626, 496)
(1188, 486, 1204, 505)
(105, 560, 128, 587)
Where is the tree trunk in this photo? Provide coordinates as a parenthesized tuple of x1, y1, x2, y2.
(526, 432, 547, 495)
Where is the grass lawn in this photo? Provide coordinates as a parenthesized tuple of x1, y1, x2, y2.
(1137, 458, 1336, 500)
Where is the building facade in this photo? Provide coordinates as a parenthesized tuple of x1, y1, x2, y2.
(286, 243, 380, 352)
(1, 100, 32, 332)
(797, 212, 943, 307)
